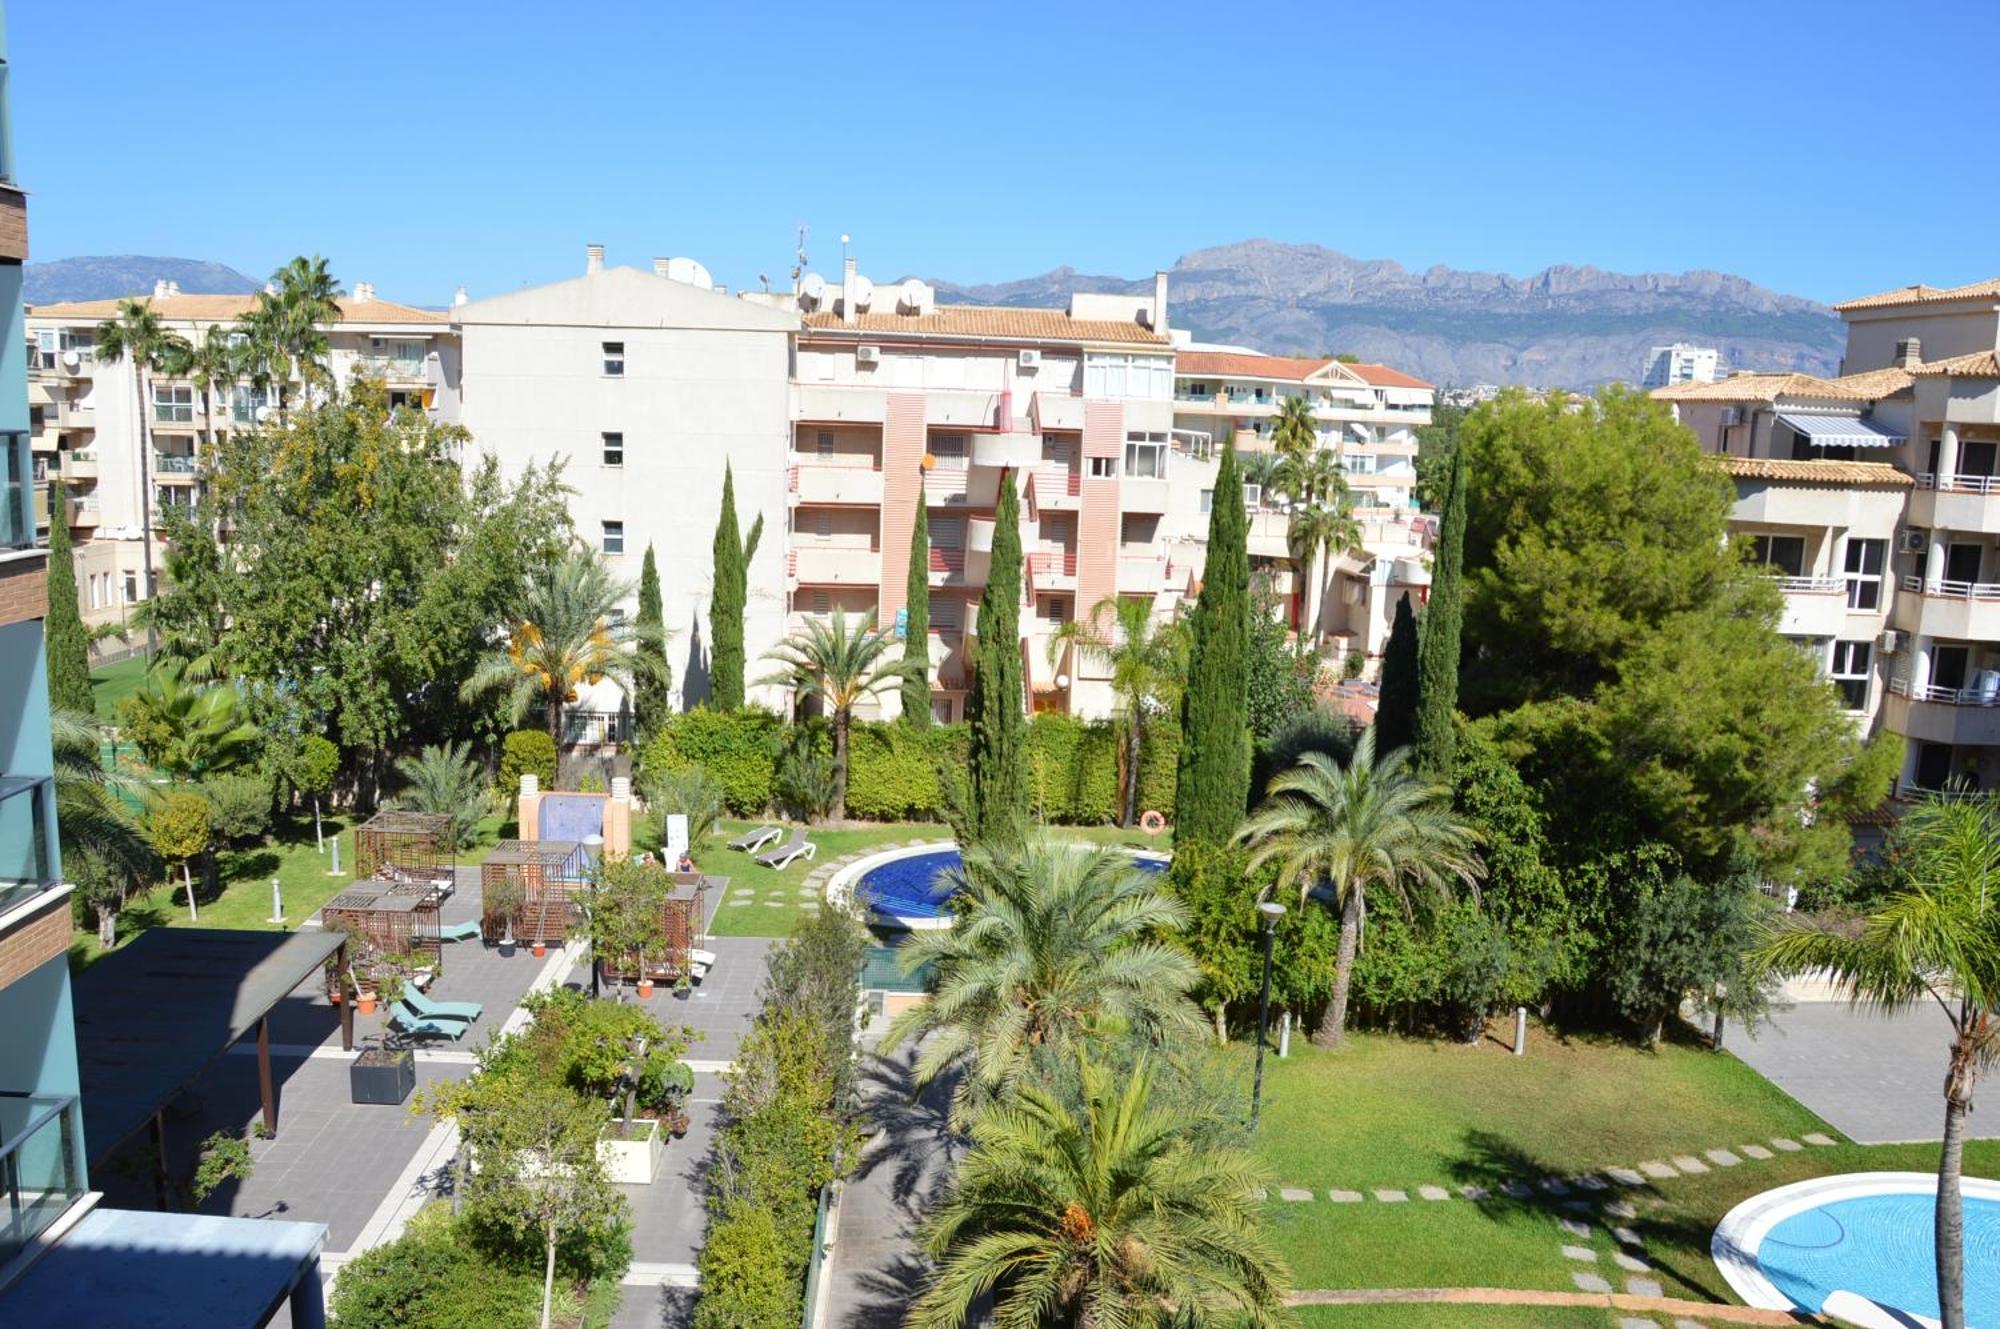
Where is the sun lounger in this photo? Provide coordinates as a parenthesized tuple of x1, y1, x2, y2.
(753, 829, 816, 871)
(403, 989, 483, 1023)
(690, 948, 717, 970)
(728, 825, 783, 852)
(389, 999, 470, 1042)
(438, 919, 481, 943)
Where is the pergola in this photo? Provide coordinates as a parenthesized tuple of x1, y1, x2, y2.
(480, 839, 587, 943)
(354, 809, 453, 893)
(70, 928, 356, 1208)
(600, 872, 716, 984)
(319, 881, 445, 977)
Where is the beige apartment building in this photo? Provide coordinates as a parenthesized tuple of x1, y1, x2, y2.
(25, 283, 458, 636)
(1656, 275, 2000, 796)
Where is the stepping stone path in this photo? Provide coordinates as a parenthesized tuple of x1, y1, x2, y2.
(1670, 1155, 1709, 1174)
(1675, 1320, 1707, 1329)
(1278, 1188, 1315, 1202)
(1500, 1180, 1533, 1198)
(1613, 1225, 1645, 1248)
(1558, 1218, 1592, 1240)
(1627, 1277, 1664, 1297)
(1605, 1166, 1647, 1186)
(1772, 1137, 1804, 1152)
(1328, 1189, 1363, 1203)
(1620, 1320, 1661, 1329)
(1561, 1245, 1597, 1263)
(1571, 1272, 1612, 1294)
(1574, 1174, 1608, 1191)
(1613, 1250, 1651, 1273)
(1417, 1185, 1450, 1201)
(1804, 1132, 1838, 1146)
(1459, 1184, 1490, 1201)
(1373, 1188, 1409, 1203)
(1604, 1199, 1638, 1220)
(1740, 1144, 1773, 1160)
(1705, 1148, 1742, 1167)
(1639, 1161, 1678, 1180)
(1540, 1178, 1571, 1195)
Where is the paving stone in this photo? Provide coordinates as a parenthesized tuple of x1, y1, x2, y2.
(1803, 1132, 1838, 1147)
(1705, 1148, 1742, 1167)
(1571, 1272, 1613, 1294)
(1539, 1177, 1571, 1194)
(1605, 1166, 1647, 1186)
(1328, 1189, 1364, 1203)
(1740, 1143, 1774, 1160)
(1500, 1179, 1533, 1198)
(1417, 1185, 1450, 1201)
(1613, 1250, 1651, 1273)
(1669, 1155, 1709, 1174)
(1558, 1218, 1592, 1240)
(1639, 1160, 1678, 1179)
(1626, 1277, 1664, 1297)
(1772, 1137, 1804, 1152)
(1373, 1188, 1409, 1203)
(1603, 1199, 1638, 1220)
(1613, 1225, 1645, 1248)
(1574, 1173, 1608, 1191)
(1250, 1187, 1267, 1201)
(1675, 1320, 1707, 1328)
(1560, 1199, 1593, 1213)
(1458, 1184, 1490, 1201)
(1278, 1187, 1315, 1202)
(1561, 1244, 1597, 1262)
(1619, 1320, 1660, 1329)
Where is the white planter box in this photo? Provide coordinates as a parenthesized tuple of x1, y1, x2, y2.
(598, 1118, 663, 1184)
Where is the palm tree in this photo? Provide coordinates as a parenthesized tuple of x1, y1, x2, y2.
(1271, 393, 1319, 458)
(911, 1054, 1289, 1329)
(1237, 448, 1281, 506)
(1285, 500, 1362, 641)
(1755, 794, 2000, 1329)
(1049, 597, 1182, 826)
(461, 549, 670, 751)
(51, 708, 151, 946)
(387, 741, 490, 852)
(886, 837, 1201, 1122)
(757, 610, 907, 823)
(180, 324, 240, 436)
(240, 255, 342, 409)
(117, 659, 261, 781)
(1236, 728, 1483, 1046)
(94, 298, 190, 652)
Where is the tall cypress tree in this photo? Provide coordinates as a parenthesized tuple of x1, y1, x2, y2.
(707, 464, 762, 710)
(43, 481, 94, 718)
(965, 471, 1026, 843)
(1414, 446, 1466, 779)
(633, 543, 669, 739)
(1374, 593, 1420, 756)
(902, 480, 932, 727)
(1174, 444, 1252, 844)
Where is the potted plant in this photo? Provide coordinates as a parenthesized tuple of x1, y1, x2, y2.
(485, 873, 525, 958)
(636, 975, 654, 999)
(673, 975, 692, 1001)
(350, 1036, 416, 1105)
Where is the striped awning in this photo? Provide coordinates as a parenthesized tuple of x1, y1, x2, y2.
(1776, 412, 1906, 448)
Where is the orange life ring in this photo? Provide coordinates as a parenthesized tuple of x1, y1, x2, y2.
(1139, 810, 1167, 835)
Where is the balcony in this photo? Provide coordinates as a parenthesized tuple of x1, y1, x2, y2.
(790, 464, 884, 506)
(1885, 677, 2000, 747)
(150, 407, 197, 434)
(1118, 554, 1169, 595)
(62, 452, 98, 480)
(969, 432, 1042, 469)
(927, 545, 982, 588)
(0, 1092, 84, 1268)
(1247, 509, 1292, 560)
(788, 546, 880, 588)
(67, 500, 100, 529)
(794, 382, 889, 425)
(1909, 474, 2000, 536)
(1897, 576, 2000, 640)
(1027, 547, 1078, 593)
(1025, 465, 1080, 512)
(1771, 575, 1851, 638)
(154, 453, 198, 480)
(0, 775, 56, 914)
(354, 353, 430, 385)
(1120, 476, 1169, 514)
(55, 399, 94, 429)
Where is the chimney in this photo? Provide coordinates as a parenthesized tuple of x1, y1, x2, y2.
(1896, 337, 1923, 370)
(166, 280, 181, 298)
(841, 256, 858, 326)
(353, 280, 375, 303)
(652, 257, 670, 278)
(453, 285, 468, 306)
(1150, 270, 1169, 331)
(586, 243, 605, 275)
(153, 279, 171, 300)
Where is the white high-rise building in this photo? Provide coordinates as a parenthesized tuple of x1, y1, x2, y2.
(1642, 343, 1721, 390)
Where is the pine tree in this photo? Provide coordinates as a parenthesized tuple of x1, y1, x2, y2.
(902, 481, 932, 727)
(43, 481, 94, 718)
(1414, 446, 1466, 779)
(633, 543, 670, 739)
(707, 464, 762, 710)
(1374, 593, 1420, 756)
(1174, 444, 1252, 845)
(965, 472, 1026, 843)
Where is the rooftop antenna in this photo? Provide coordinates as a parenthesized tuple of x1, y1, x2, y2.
(790, 224, 809, 293)
(758, 273, 771, 293)
(841, 233, 851, 265)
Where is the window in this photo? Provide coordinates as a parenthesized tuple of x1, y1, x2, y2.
(601, 520, 625, 555)
(1751, 535, 1807, 578)
(1200, 489, 1214, 515)
(1342, 451, 1378, 476)
(932, 597, 962, 631)
(602, 432, 624, 467)
(124, 572, 139, 604)
(230, 385, 269, 425)
(815, 430, 835, 458)
(152, 383, 194, 423)
(1084, 354, 1173, 400)
(811, 590, 831, 614)
(814, 511, 833, 541)
(1046, 597, 1069, 626)
(1844, 538, 1887, 610)
(602, 342, 625, 377)
(1830, 640, 1871, 711)
(931, 516, 962, 548)
(1123, 432, 1166, 479)
(931, 434, 967, 469)
(1088, 456, 1117, 479)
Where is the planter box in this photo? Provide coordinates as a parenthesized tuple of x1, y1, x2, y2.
(350, 1049, 416, 1105)
(598, 1118, 663, 1184)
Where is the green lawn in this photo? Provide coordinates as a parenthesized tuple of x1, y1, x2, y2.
(90, 654, 151, 722)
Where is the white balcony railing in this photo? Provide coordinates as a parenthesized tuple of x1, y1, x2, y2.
(1901, 575, 2000, 600)
(1890, 676, 2000, 707)
(1774, 576, 1846, 594)
(1917, 472, 2000, 494)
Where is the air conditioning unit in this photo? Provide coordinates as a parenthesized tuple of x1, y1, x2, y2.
(1017, 349, 1041, 369)
(1720, 406, 1744, 427)
(855, 345, 880, 366)
(1878, 629, 1902, 655)
(1899, 528, 1929, 554)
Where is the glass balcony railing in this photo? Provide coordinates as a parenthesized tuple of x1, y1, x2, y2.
(0, 775, 56, 915)
(154, 453, 198, 475)
(0, 1092, 84, 1267)
(1, 433, 30, 551)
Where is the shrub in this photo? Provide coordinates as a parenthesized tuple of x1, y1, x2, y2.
(200, 769, 273, 844)
(498, 729, 556, 794)
(501, 986, 697, 1114)
(774, 729, 837, 824)
(692, 1205, 803, 1329)
(844, 723, 958, 821)
(328, 1206, 544, 1329)
(641, 709, 781, 815)
(642, 764, 725, 851)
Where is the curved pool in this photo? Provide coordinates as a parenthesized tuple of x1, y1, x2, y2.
(831, 842, 1169, 929)
(1714, 1172, 2000, 1327)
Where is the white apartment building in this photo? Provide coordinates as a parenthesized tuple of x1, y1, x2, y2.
(1657, 275, 2000, 797)
(1642, 343, 1721, 390)
(25, 282, 458, 635)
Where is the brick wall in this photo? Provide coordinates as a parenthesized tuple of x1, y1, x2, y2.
(0, 893, 70, 994)
(0, 550, 49, 626)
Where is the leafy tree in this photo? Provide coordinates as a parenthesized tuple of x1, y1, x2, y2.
(1236, 729, 1483, 1046)
(1597, 853, 1772, 1045)
(53, 705, 151, 946)
(500, 729, 558, 794)
(131, 507, 230, 679)
(148, 790, 213, 922)
(902, 481, 932, 727)
(1050, 596, 1182, 826)
(1374, 593, 1419, 754)
(964, 472, 1027, 845)
(1245, 573, 1314, 739)
(462, 548, 669, 752)
(1414, 444, 1466, 779)
(707, 462, 764, 710)
(117, 660, 260, 780)
(94, 297, 190, 647)
(387, 741, 489, 851)
(1756, 794, 2000, 1329)
(633, 543, 671, 740)
(911, 1054, 1289, 1329)
(1175, 444, 1253, 845)
(1167, 841, 1264, 1041)
(886, 837, 1200, 1123)
(42, 486, 93, 717)
(759, 611, 908, 822)
(200, 770, 273, 844)
(287, 733, 340, 850)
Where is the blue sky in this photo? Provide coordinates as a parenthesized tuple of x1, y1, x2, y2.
(13, 0, 1997, 306)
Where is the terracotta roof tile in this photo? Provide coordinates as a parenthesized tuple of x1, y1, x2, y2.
(1820, 366, 1915, 398)
(1342, 361, 1433, 390)
(27, 294, 449, 325)
(1175, 351, 1332, 381)
(1714, 456, 1913, 487)
(1835, 278, 2000, 312)
(1652, 371, 1908, 404)
(1912, 350, 2000, 379)
(801, 305, 1168, 346)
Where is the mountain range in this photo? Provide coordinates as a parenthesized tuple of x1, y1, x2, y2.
(929, 240, 1845, 389)
(24, 255, 259, 306)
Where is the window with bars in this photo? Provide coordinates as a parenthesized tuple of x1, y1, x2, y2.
(931, 434, 968, 469)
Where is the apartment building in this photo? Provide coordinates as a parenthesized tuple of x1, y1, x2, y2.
(1641, 343, 1721, 390)
(24, 285, 459, 635)
(1656, 275, 2000, 797)
(454, 247, 798, 722)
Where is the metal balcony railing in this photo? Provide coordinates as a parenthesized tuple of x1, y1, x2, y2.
(1917, 472, 2000, 494)
(1889, 676, 2000, 707)
(154, 453, 198, 474)
(0, 1092, 83, 1268)
(1773, 575, 1846, 594)
(1901, 575, 2000, 600)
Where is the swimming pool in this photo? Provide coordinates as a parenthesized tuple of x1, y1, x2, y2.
(830, 842, 1170, 929)
(1713, 1172, 2000, 1328)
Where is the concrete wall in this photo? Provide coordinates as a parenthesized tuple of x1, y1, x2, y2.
(1844, 307, 2000, 374)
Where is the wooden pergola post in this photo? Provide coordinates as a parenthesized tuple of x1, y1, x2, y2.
(151, 1111, 171, 1210)
(336, 938, 354, 1052)
(257, 1015, 277, 1137)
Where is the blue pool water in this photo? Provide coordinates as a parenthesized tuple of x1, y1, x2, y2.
(856, 847, 1167, 924)
(1760, 1191, 2000, 1324)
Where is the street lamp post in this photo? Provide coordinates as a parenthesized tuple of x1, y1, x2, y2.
(1251, 900, 1286, 1131)
(584, 833, 606, 999)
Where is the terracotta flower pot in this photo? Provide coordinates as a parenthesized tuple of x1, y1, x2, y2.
(357, 993, 378, 1016)
(532, 942, 547, 958)
(637, 979, 654, 999)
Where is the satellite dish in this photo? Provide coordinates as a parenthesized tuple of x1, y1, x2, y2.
(60, 349, 81, 369)
(898, 279, 928, 313)
(800, 272, 827, 309)
(851, 275, 875, 312)
(664, 257, 713, 290)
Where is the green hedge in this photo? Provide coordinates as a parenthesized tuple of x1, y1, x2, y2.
(498, 729, 556, 794)
(642, 708, 1179, 825)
